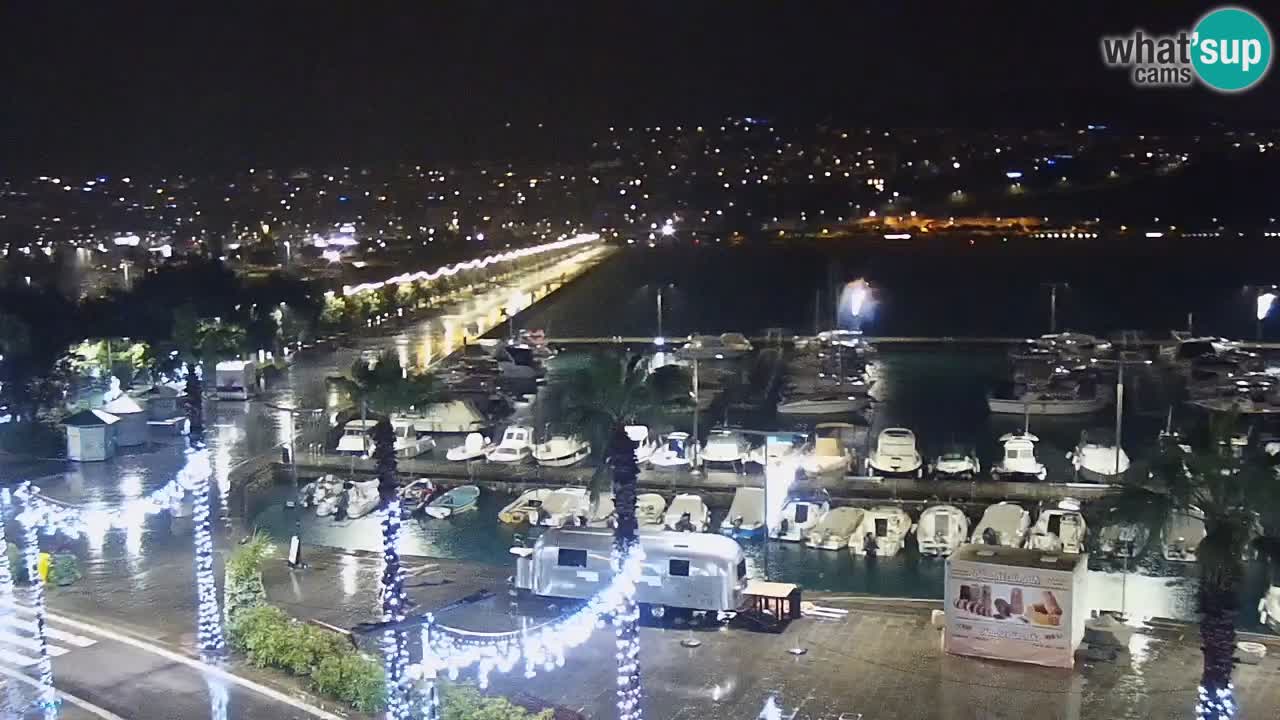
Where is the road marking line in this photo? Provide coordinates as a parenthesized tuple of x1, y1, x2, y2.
(0, 647, 39, 667)
(0, 662, 127, 720)
(0, 629, 69, 656)
(0, 615, 97, 647)
(45, 611, 347, 720)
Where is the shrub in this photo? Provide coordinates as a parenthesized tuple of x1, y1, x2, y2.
(311, 653, 386, 712)
(48, 553, 81, 586)
(225, 532, 273, 623)
(4, 543, 27, 583)
(441, 686, 554, 720)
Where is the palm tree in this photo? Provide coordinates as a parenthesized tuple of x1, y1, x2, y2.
(171, 306, 245, 444)
(1106, 415, 1279, 720)
(560, 352, 690, 720)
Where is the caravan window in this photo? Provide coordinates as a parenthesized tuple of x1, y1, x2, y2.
(875, 518, 888, 537)
(668, 559, 690, 577)
(1005, 448, 1018, 460)
(557, 549, 588, 568)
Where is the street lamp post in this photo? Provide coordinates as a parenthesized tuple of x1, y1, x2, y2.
(689, 356, 701, 477)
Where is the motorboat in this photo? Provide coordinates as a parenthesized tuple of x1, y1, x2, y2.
(853, 506, 913, 556)
(498, 488, 554, 525)
(930, 446, 981, 481)
(1259, 586, 1280, 634)
(650, 432, 696, 471)
(344, 479, 381, 519)
(446, 432, 493, 461)
(1068, 431, 1129, 483)
(336, 419, 434, 458)
(335, 419, 377, 455)
(987, 382, 1109, 416)
(663, 493, 711, 532)
(636, 493, 668, 527)
(587, 492, 616, 528)
(532, 435, 591, 467)
(398, 479, 436, 516)
(387, 420, 437, 458)
(776, 392, 869, 416)
(746, 433, 806, 468)
(423, 485, 481, 519)
(701, 429, 750, 469)
(679, 334, 749, 360)
(1163, 507, 1207, 562)
(992, 432, 1047, 481)
(868, 428, 924, 478)
(806, 507, 865, 550)
(915, 505, 970, 557)
(720, 332, 754, 354)
(1026, 500, 1088, 554)
(770, 489, 831, 542)
(393, 400, 489, 434)
(485, 425, 534, 463)
(625, 425, 657, 464)
(494, 344, 544, 382)
(303, 475, 345, 515)
(533, 488, 591, 528)
(971, 502, 1032, 548)
(1097, 521, 1150, 558)
(719, 487, 766, 539)
(800, 422, 858, 476)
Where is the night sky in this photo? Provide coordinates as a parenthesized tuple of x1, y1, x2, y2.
(4, 1, 1279, 172)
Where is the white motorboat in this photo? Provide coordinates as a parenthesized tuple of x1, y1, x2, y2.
(650, 432, 696, 471)
(335, 419, 377, 455)
(720, 487, 766, 539)
(663, 493, 711, 532)
(930, 446, 981, 480)
(534, 488, 591, 528)
(987, 385, 1108, 415)
(336, 419, 434, 458)
(636, 493, 668, 527)
(532, 435, 591, 467)
(746, 433, 805, 467)
(398, 479, 436, 516)
(423, 485, 481, 519)
(776, 392, 869, 416)
(1097, 521, 1150, 558)
(446, 432, 493, 461)
(853, 505, 913, 556)
(971, 502, 1032, 548)
(806, 507, 865, 550)
(485, 425, 534, 463)
(1026, 500, 1088, 554)
(800, 422, 858, 476)
(394, 400, 489, 433)
(915, 505, 970, 557)
(1069, 432, 1130, 483)
(344, 479, 381, 519)
(625, 425, 657, 464)
(1163, 507, 1207, 562)
(498, 488, 554, 525)
(305, 475, 345, 516)
(720, 332, 754, 354)
(588, 492, 616, 528)
(701, 429, 750, 468)
(868, 428, 924, 478)
(1259, 586, 1280, 634)
(387, 420, 437, 458)
(992, 432, 1047, 481)
(770, 489, 831, 542)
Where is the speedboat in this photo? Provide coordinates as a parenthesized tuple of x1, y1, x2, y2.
(498, 488, 553, 525)
(806, 507, 865, 550)
(446, 432, 493, 461)
(1097, 521, 1150, 558)
(746, 433, 805, 468)
(636, 493, 668, 527)
(992, 432, 1047, 481)
(587, 492, 616, 528)
(662, 493, 711, 532)
(915, 505, 970, 557)
(398, 479, 436, 516)
(771, 489, 831, 542)
(344, 479, 381, 519)
(387, 420, 437, 458)
(1259, 586, 1280, 634)
(800, 422, 858, 476)
(971, 502, 1031, 548)
(485, 425, 534, 463)
(315, 491, 342, 518)
(701, 429, 750, 469)
(423, 485, 481, 519)
(336, 419, 434, 458)
(625, 425, 657, 464)
(1163, 507, 1207, 562)
(1026, 500, 1088, 554)
(534, 488, 591, 527)
(1068, 431, 1130, 483)
(532, 435, 591, 467)
(853, 506, 913, 556)
(719, 487, 766, 539)
(930, 446, 981, 481)
(650, 432, 696, 471)
(307, 475, 345, 517)
(776, 392, 869, 416)
(335, 419, 376, 456)
(868, 428, 924, 478)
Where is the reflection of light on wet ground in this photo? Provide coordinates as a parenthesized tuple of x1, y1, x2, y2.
(120, 471, 143, 499)
(340, 553, 360, 598)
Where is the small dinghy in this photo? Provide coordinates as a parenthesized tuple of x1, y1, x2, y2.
(498, 488, 553, 525)
(446, 432, 493, 462)
(423, 485, 481, 519)
(636, 493, 668, 527)
(398, 479, 436, 516)
(806, 507, 865, 550)
(915, 505, 970, 557)
(662, 493, 711, 532)
(719, 487, 766, 539)
(533, 487, 591, 527)
(344, 479, 381, 519)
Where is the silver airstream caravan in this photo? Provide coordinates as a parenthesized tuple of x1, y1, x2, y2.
(512, 527, 747, 616)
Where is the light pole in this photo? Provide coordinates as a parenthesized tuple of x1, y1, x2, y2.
(656, 287, 664, 339)
(689, 356, 701, 477)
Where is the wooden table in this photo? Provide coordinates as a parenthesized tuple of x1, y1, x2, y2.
(742, 581, 802, 630)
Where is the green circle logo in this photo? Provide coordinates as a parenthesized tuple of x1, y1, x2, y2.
(1192, 6, 1272, 92)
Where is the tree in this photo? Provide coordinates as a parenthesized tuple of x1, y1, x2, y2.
(1105, 415, 1279, 720)
(558, 352, 690, 720)
(172, 305, 247, 442)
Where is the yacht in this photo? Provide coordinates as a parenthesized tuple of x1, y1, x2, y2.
(777, 388, 869, 416)
(423, 485, 481, 519)
(868, 428, 924, 478)
(663, 493, 711, 533)
(446, 432, 493, 461)
(988, 382, 1108, 416)
(701, 429, 751, 469)
(534, 488, 591, 528)
(800, 422, 859, 476)
(719, 487, 766, 539)
(394, 400, 489, 434)
(1026, 500, 1088, 554)
(485, 425, 534, 463)
(915, 505, 970, 557)
(625, 425, 657, 464)
(992, 432, 1047, 481)
(806, 507, 865, 550)
(1068, 431, 1130, 483)
(770, 489, 831, 542)
(853, 506, 913, 556)
(636, 493, 668, 527)
(532, 435, 591, 467)
(650, 432, 696, 471)
(498, 488, 554, 525)
(971, 502, 1031, 548)
(1163, 507, 1207, 562)
(344, 479, 381, 519)
(930, 445, 981, 480)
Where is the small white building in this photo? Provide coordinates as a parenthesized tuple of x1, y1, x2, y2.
(215, 360, 258, 400)
(63, 409, 120, 462)
(135, 384, 183, 420)
(102, 395, 147, 447)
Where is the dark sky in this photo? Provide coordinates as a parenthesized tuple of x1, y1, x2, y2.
(4, 1, 1279, 173)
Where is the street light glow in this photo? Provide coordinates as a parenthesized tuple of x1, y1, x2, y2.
(1258, 292, 1276, 321)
